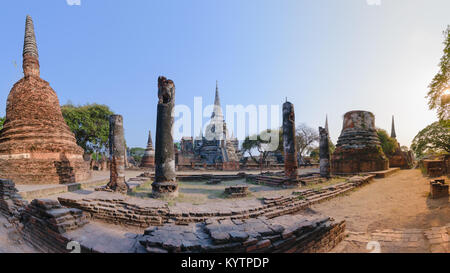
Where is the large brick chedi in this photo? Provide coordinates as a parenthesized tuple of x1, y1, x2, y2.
(106, 115, 129, 193)
(140, 130, 155, 168)
(331, 111, 388, 174)
(152, 77, 178, 198)
(283, 101, 298, 179)
(0, 16, 90, 184)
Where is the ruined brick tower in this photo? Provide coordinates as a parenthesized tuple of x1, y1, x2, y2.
(140, 130, 155, 168)
(331, 110, 388, 174)
(0, 16, 91, 184)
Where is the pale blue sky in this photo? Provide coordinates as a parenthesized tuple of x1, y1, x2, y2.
(0, 0, 448, 148)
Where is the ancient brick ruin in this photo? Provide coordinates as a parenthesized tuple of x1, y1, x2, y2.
(140, 130, 155, 168)
(319, 126, 331, 178)
(331, 111, 389, 174)
(152, 76, 178, 198)
(388, 116, 413, 169)
(138, 215, 345, 253)
(21, 199, 89, 253)
(282, 101, 298, 179)
(224, 185, 250, 198)
(430, 179, 449, 199)
(174, 82, 240, 171)
(0, 16, 90, 184)
(105, 115, 129, 193)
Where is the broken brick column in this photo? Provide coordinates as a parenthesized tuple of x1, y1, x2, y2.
(106, 115, 129, 193)
(283, 101, 298, 179)
(152, 76, 178, 198)
(319, 127, 331, 178)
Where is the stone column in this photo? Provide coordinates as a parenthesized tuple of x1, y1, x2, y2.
(106, 115, 129, 193)
(319, 126, 331, 178)
(283, 101, 298, 179)
(152, 76, 178, 198)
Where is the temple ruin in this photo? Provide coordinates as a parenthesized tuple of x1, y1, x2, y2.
(388, 116, 413, 169)
(174, 82, 240, 170)
(195, 82, 239, 167)
(319, 126, 331, 178)
(105, 115, 129, 193)
(140, 130, 155, 168)
(0, 15, 90, 184)
(331, 110, 389, 174)
(152, 76, 178, 198)
(282, 101, 298, 179)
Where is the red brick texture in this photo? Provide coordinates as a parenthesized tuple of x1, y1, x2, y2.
(0, 75, 90, 184)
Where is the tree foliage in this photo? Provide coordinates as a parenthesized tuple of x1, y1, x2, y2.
(427, 25, 450, 121)
(242, 129, 281, 164)
(129, 147, 145, 165)
(376, 129, 398, 156)
(61, 103, 114, 154)
(0, 117, 5, 130)
(296, 124, 319, 157)
(411, 121, 450, 158)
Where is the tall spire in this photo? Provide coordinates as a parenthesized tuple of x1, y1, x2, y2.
(391, 115, 397, 139)
(211, 80, 223, 120)
(325, 114, 329, 134)
(22, 15, 40, 77)
(214, 80, 221, 107)
(146, 130, 154, 150)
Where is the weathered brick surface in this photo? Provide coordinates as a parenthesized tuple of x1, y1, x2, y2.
(20, 199, 89, 253)
(0, 16, 90, 185)
(430, 180, 449, 199)
(331, 111, 389, 174)
(224, 185, 250, 198)
(138, 214, 346, 253)
(0, 179, 28, 219)
(59, 175, 373, 227)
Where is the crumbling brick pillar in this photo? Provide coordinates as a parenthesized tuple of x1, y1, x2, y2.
(319, 127, 331, 178)
(106, 115, 129, 193)
(283, 101, 298, 179)
(152, 76, 178, 198)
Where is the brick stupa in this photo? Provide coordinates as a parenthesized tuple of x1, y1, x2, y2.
(0, 16, 91, 184)
(331, 110, 389, 174)
(140, 130, 155, 168)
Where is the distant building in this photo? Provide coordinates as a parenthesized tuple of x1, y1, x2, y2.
(178, 82, 240, 169)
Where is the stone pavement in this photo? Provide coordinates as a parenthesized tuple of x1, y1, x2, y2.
(332, 224, 449, 253)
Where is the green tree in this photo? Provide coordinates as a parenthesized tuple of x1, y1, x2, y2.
(242, 129, 280, 164)
(129, 147, 145, 165)
(411, 121, 450, 158)
(61, 103, 114, 155)
(427, 25, 450, 121)
(376, 129, 398, 157)
(309, 147, 319, 161)
(328, 139, 336, 155)
(0, 117, 5, 130)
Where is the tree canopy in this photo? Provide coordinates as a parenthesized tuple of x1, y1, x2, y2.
(61, 103, 114, 154)
(411, 121, 450, 158)
(376, 128, 398, 157)
(129, 147, 145, 165)
(296, 124, 319, 157)
(427, 25, 450, 121)
(0, 117, 5, 130)
(242, 129, 281, 164)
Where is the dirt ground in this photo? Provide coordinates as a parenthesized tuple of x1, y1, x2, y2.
(309, 169, 449, 232)
(0, 217, 35, 253)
